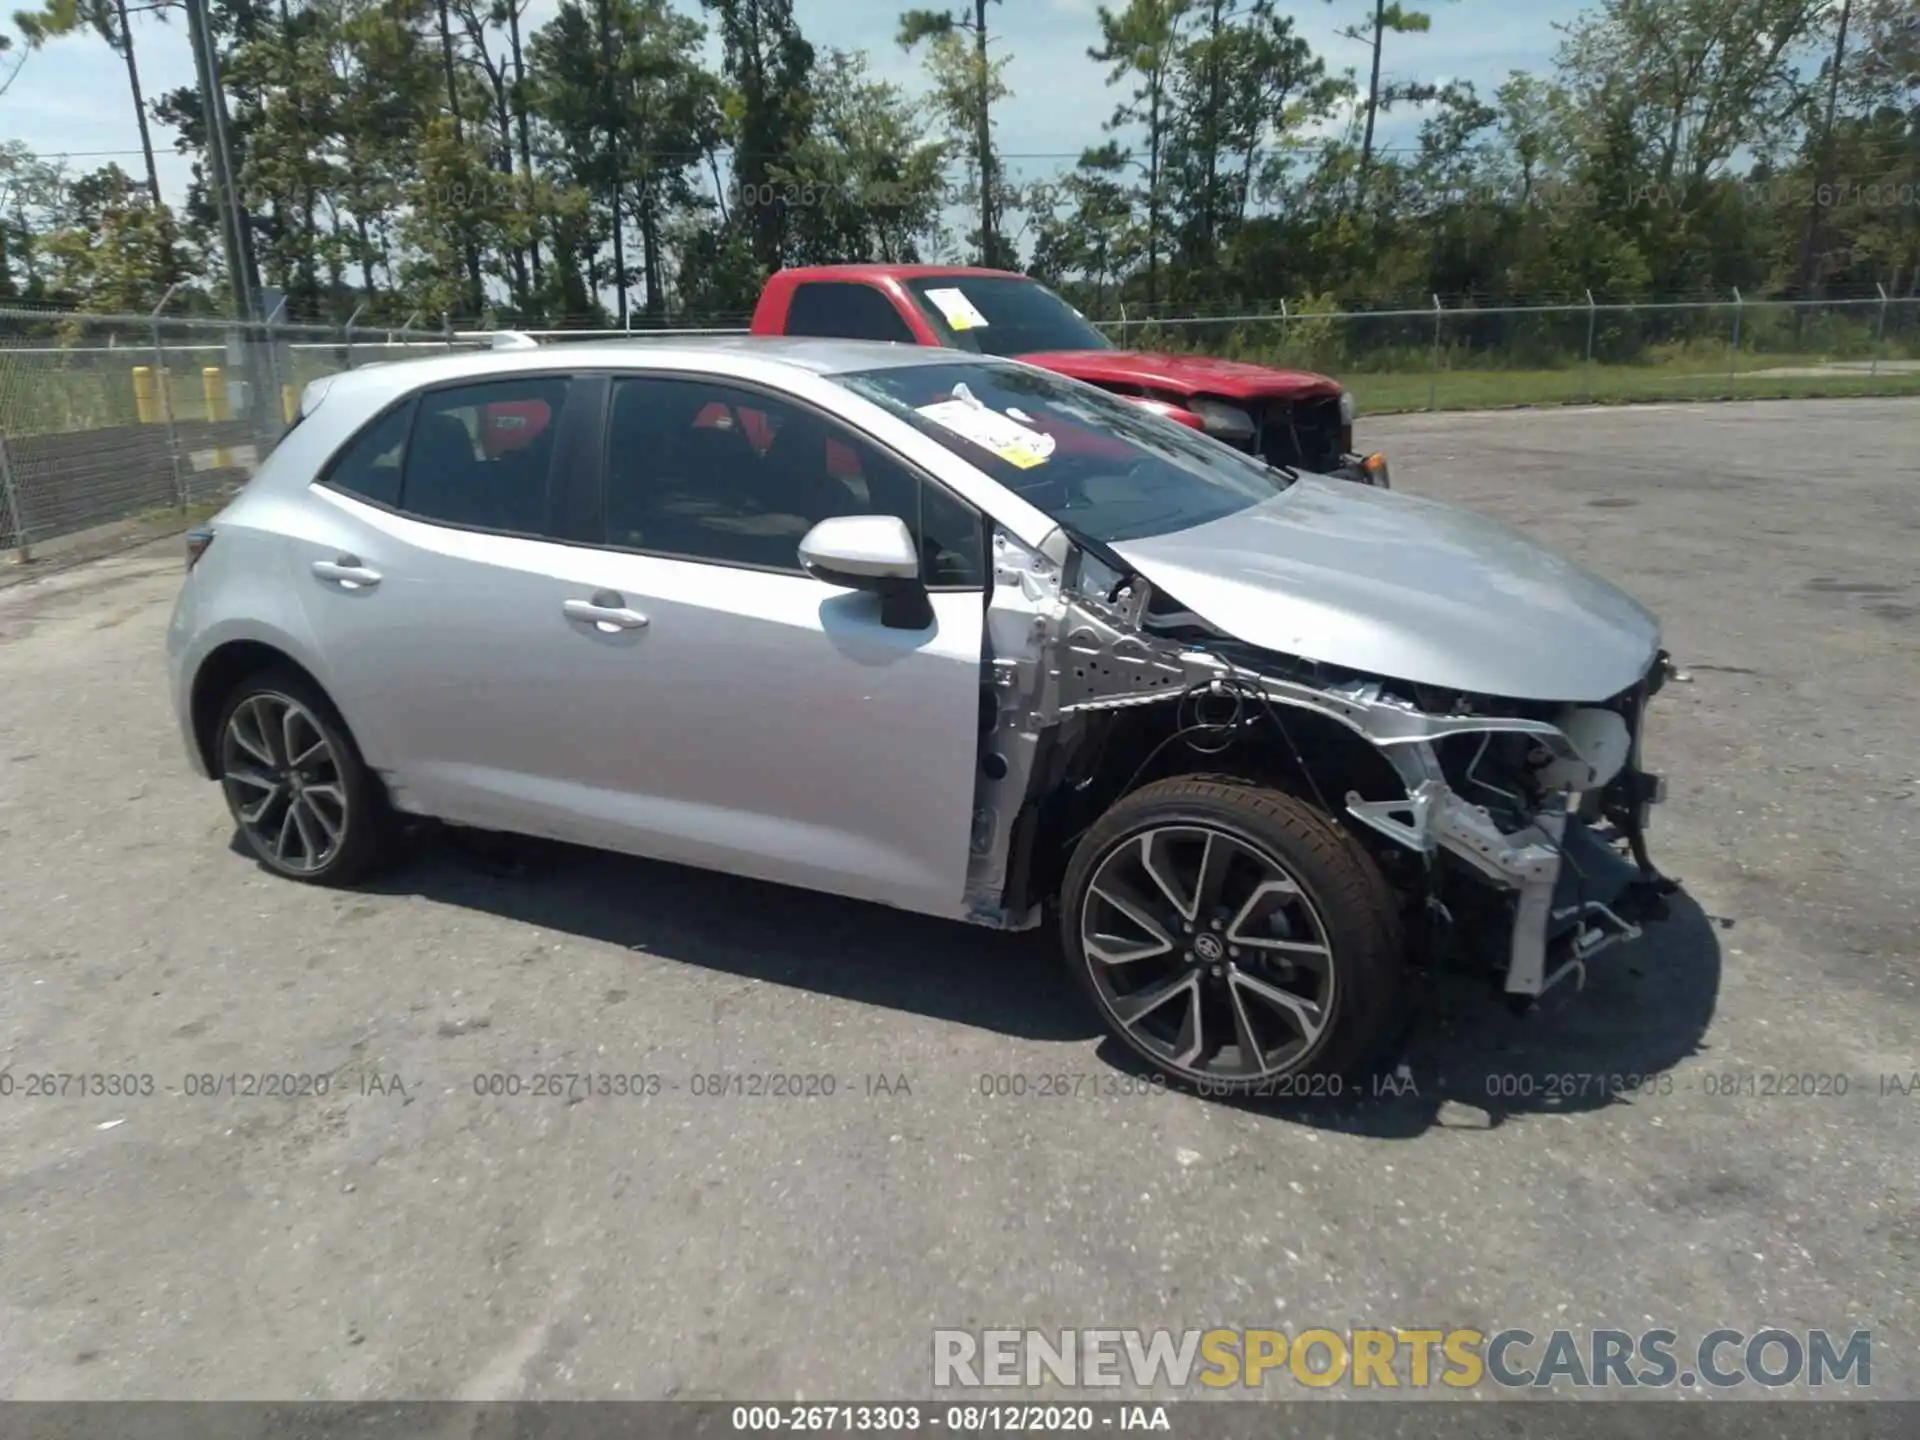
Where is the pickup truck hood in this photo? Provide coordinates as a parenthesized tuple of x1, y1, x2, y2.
(1016, 349, 1341, 402)
(1110, 477, 1661, 703)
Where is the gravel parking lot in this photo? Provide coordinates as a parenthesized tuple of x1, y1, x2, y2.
(1, 397, 1915, 1403)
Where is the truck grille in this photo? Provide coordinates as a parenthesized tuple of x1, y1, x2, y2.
(1249, 396, 1344, 473)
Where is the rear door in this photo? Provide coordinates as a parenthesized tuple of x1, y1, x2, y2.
(533, 370, 988, 918)
(285, 370, 616, 824)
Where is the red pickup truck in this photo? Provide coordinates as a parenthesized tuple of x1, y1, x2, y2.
(749, 264, 1388, 487)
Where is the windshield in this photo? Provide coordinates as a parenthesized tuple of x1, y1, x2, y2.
(837, 360, 1290, 544)
(906, 276, 1115, 357)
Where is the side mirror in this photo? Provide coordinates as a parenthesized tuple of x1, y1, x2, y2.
(798, 514, 932, 630)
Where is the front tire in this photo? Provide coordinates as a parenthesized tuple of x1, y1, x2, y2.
(214, 668, 391, 886)
(1060, 777, 1403, 1093)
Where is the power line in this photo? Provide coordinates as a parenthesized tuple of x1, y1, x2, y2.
(6, 147, 163, 159)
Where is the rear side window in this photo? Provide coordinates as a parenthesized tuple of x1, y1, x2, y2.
(784, 283, 917, 343)
(320, 399, 413, 508)
(399, 376, 573, 535)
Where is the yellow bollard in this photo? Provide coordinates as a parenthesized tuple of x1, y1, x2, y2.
(203, 366, 231, 467)
(131, 366, 157, 424)
(282, 384, 299, 425)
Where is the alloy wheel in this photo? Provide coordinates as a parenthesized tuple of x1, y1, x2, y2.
(220, 692, 349, 875)
(1078, 824, 1336, 1082)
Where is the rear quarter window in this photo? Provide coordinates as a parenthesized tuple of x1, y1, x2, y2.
(318, 399, 414, 508)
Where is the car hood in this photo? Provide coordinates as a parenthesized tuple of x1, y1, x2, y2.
(1110, 477, 1661, 703)
(1016, 349, 1341, 401)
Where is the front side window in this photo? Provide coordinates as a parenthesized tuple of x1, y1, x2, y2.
(836, 360, 1289, 544)
(602, 376, 984, 586)
(905, 276, 1113, 357)
(398, 376, 573, 534)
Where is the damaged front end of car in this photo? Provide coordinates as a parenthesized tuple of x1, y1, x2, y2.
(966, 524, 1678, 1004)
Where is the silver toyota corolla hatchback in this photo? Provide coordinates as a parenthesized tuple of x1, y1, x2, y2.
(168, 336, 1677, 1093)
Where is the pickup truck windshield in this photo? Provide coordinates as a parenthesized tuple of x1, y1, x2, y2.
(837, 361, 1290, 544)
(906, 277, 1115, 356)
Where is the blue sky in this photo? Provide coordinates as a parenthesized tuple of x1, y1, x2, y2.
(2, 0, 1591, 211)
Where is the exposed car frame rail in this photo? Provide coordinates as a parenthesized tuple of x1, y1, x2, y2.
(968, 522, 1669, 1002)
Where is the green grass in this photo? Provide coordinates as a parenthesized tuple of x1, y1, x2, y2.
(1357, 362, 1920, 413)
(0, 361, 235, 435)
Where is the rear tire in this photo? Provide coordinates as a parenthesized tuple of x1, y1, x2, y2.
(214, 667, 392, 886)
(1060, 776, 1403, 1093)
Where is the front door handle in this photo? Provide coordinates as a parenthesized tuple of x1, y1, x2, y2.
(564, 590, 649, 633)
(312, 555, 382, 589)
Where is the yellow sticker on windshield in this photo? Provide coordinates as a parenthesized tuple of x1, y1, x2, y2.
(922, 286, 990, 332)
(916, 398, 1056, 468)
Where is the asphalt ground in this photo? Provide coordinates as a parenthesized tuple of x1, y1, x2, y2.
(0, 397, 1914, 1406)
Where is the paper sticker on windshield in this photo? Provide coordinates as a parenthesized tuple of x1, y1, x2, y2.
(916, 398, 1056, 468)
(923, 286, 990, 332)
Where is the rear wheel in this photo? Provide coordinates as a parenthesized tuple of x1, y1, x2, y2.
(1060, 777, 1402, 1092)
(215, 669, 391, 886)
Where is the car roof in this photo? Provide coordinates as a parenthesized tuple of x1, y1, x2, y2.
(307, 334, 1001, 408)
(775, 264, 1025, 283)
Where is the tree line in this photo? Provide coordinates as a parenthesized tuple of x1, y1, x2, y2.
(0, 0, 1915, 325)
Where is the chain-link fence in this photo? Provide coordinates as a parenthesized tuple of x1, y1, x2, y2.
(1100, 292, 1920, 411)
(4, 292, 1918, 560)
(0, 305, 501, 557)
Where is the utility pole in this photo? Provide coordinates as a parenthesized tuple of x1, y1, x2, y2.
(111, 0, 163, 208)
(184, 0, 282, 449)
(207, 20, 264, 309)
(183, 0, 258, 318)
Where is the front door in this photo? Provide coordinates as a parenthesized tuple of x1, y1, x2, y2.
(531, 371, 989, 918)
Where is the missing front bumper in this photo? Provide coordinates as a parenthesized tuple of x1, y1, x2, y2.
(1348, 773, 1668, 1000)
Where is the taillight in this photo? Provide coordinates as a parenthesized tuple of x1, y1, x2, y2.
(186, 526, 215, 570)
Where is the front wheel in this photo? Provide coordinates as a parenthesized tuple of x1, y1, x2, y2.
(1060, 777, 1403, 1093)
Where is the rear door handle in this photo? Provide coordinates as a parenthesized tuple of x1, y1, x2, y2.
(564, 590, 649, 633)
(312, 555, 382, 589)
